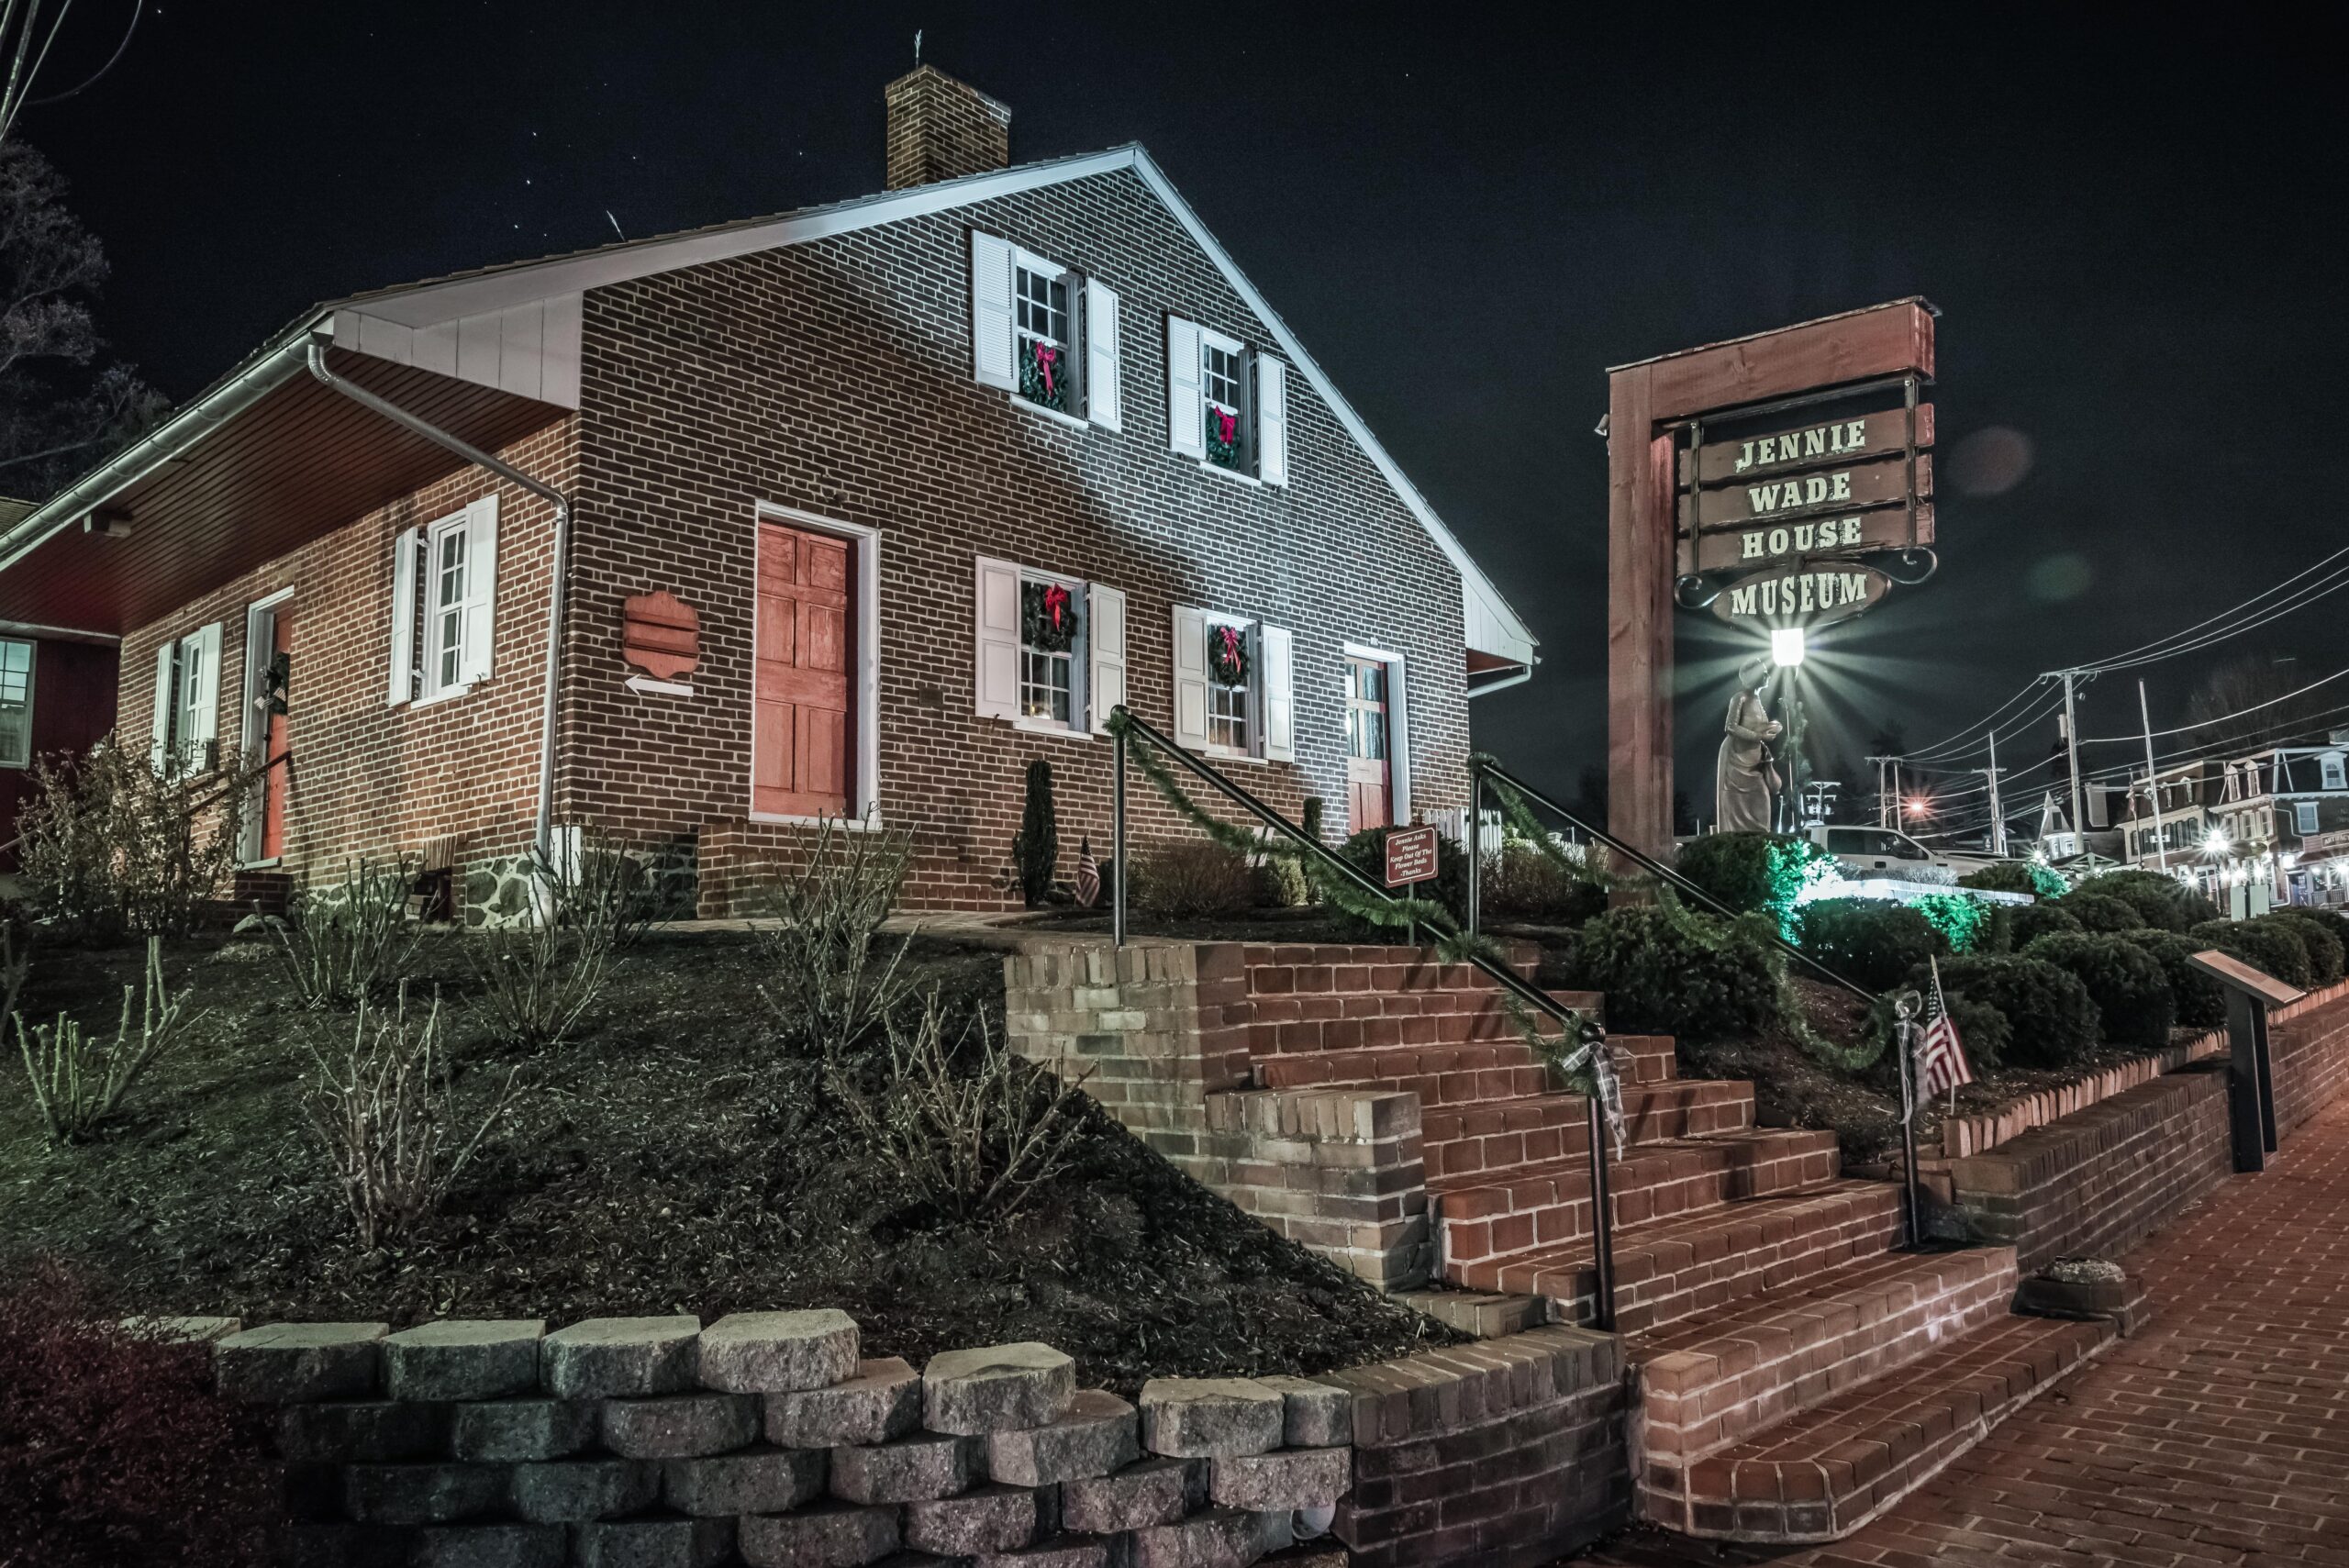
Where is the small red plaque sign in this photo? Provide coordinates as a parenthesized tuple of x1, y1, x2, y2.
(1384, 825, 1440, 888)
(621, 590, 700, 681)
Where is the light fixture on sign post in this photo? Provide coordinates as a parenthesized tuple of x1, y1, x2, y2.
(1771, 627, 1806, 667)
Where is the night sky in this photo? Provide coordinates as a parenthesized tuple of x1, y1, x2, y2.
(21, 6, 2343, 834)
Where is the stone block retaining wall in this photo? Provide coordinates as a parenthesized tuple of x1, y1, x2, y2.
(199, 1307, 1620, 1568)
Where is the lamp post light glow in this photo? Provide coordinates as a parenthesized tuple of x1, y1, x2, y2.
(1771, 627, 1807, 667)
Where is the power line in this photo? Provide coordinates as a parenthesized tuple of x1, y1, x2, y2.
(2076, 663, 2349, 744)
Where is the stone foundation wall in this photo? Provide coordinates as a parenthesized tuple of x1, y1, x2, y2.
(185, 1307, 1620, 1568)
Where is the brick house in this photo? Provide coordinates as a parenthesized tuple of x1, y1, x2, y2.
(0, 497, 119, 874)
(0, 68, 1534, 918)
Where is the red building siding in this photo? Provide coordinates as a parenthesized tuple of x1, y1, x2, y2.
(0, 637, 118, 872)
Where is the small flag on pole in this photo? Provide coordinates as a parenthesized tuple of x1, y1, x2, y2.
(1919, 955, 1976, 1103)
(1074, 836, 1101, 908)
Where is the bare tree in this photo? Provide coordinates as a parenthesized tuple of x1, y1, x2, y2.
(0, 139, 161, 495)
(2184, 653, 2337, 753)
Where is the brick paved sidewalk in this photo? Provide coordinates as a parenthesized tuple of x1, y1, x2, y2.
(1579, 1090, 2349, 1567)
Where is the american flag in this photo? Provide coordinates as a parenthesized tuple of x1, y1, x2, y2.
(1919, 955, 1976, 1101)
(1074, 836, 1101, 908)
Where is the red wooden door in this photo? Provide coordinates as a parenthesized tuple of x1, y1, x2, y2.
(1345, 655, 1392, 831)
(755, 521, 853, 817)
(261, 608, 295, 860)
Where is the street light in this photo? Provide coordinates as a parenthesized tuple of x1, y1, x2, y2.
(1771, 627, 1806, 667)
(1904, 796, 1929, 819)
(2205, 826, 2232, 856)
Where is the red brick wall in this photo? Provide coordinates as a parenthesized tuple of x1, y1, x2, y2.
(116, 421, 576, 893)
(2270, 982, 2349, 1137)
(564, 164, 1475, 911)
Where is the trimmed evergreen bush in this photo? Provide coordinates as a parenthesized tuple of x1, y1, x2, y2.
(1959, 860, 2065, 899)
(1332, 825, 1470, 924)
(1795, 897, 1948, 993)
(2263, 911, 2345, 984)
(2077, 868, 2215, 931)
(1012, 760, 1059, 907)
(2121, 929, 2227, 1029)
(1928, 954, 2102, 1068)
(2009, 900, 2084, 949)
(1874, 989, 2014, 1073)
(2057, 891, 2144, 933)
(2189, 918, 2313, 988)
(1672, 832, 1832, 921)
(2023, 931, 2176, 1050)
(1564, 903, 1788, 1045)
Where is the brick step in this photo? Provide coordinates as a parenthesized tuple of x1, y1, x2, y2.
(1642, 1310, 2115, 1542)
(1633, 1246, 2020, 1473)
(1432, 1129, 1842, 1273)
(1238, 942, 1555, 993)
(1245, 988, 1598, 1059)
(1612, 1033, 1678, 1085)
(1451, 1180, 1909, 1332)
(1422, 1081, 1758, 1180)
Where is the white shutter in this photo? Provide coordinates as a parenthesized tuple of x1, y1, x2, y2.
(1388, 657, 1412, 823)
(1172, 605, 1209, 749)
(149, 640, 176, 770)
(459, 495, 499, 684)
(1256, 354, 1289, 486)
(1087, 582, 1128, 733)
(1166, 317, 1204, 459)
(187, 622, 223, 765)
(970, 232, 1017, 391)
(1259, 623, 1295, 762)
(974, 555, 1021, 719)
(1085, 278, 1121, 432)
(388, 525, 419, 704)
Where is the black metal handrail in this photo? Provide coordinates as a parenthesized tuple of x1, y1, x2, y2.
(1110, 708, 1619, 1329)
(1466, 755, 1926, 1249)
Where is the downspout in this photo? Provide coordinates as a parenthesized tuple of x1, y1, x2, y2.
(305, 337, 573, 865)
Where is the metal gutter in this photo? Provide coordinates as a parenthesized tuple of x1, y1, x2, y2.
(303, 337, 573, 865)
(0, 321, 322, 575)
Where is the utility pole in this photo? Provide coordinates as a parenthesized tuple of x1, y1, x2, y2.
(1892, 758, 1905, 829)
(2060, 669, 2086, 845)
(2139, 678, 2166, 870)
(1983, 728, 2007, 857)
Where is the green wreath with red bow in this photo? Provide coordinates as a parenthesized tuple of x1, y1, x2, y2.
(1208, 622, 1249, 685)
(1022, 580, 1079, 653)
(1206, 404, 1241, 468)
(1020, 339, 1070, 413)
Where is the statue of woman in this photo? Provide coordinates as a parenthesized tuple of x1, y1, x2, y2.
(1716, 657, 1783, 834)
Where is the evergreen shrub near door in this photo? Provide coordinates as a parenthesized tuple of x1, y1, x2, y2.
(1013, 759, 1060, 907)
(2023, 931, 2176, 1051)
(1565, 903, 1787, 1045)
(1330, 826, 1471, 926)
(1927, 953, 2101, 1068)
(1794, 897, 1948, 993)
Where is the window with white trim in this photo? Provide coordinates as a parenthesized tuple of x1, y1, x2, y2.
(0, 638, 32, 768)
(388, 496, 499, 706)
(1165, 317, 1289, 485)
(973, 556, 1127, 737)
(1170, 606, 1294, 762)
(2326, 754, 2346, 791)
(1200, 328, 1247, 473)
(969, 232, 1121, 431)
(1205, 615, 1250, 752)
(148, 623, 222, 774)
(2298, 800, 2321, 835)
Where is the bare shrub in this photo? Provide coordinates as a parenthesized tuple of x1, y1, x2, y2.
(832, 990, 1094, 1224)
(756, 816, 913, 1058)
(16, 738, 257, 940)
(1133, 839, 1255, 918)
(271, 857, 422, 1007)
(466, 829, 648, 1049)
(11, 937, 197, 1143)
(301, 986, 525, 1250)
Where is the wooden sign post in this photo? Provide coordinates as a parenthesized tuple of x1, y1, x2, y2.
(1606, 300, 1938, 862)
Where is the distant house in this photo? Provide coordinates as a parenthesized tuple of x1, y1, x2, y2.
(0, 69, 1534, 918)
(2212, 738, 2349, 910)
(0, 496, 119, 874)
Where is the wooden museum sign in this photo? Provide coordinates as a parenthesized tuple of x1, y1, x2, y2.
(1606, 298, 1941, 858)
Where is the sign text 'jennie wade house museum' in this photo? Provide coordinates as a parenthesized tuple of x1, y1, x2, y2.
(0, 67, 1533, 918)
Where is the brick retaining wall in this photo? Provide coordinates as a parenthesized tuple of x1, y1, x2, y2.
(2269, 979, 2349, 1138)
(177, 1307, 1619, 1568)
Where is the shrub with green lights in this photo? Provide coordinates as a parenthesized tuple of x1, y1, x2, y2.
(2009, 900, 2084, 949)
(1909, 892, 2000, 953)
(1960, 860, 2067, 900)
(2058, 891, 2148, 934)
(1563, 901, 1789, 1045)
(2119, 929, 2227, 1029)
(2023, 931, 2176, 1051)
(2263, 911, 2345, 984)
(1795, 898, 1948, 993)
(1672, 832, 1837, 932)
(2076, 869, 2217, 931)
(2190, 918, 2313, 988)
(1928, 953, 2102, 1068)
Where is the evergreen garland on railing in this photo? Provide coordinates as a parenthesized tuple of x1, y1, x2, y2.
(1473, 755, 1618, 897)
(1108, 713, 1598, 1092)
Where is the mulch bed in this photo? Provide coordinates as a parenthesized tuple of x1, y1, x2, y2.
(0, 927, 1458, 1396)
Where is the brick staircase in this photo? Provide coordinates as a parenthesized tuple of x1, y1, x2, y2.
(1005, 939, 2121, 1548)
(1230, 944, 2121, 1546)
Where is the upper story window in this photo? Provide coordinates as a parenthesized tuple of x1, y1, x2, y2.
(148, 623, 221, 774)
(974, 556, 1126, 737)
(2298, 800, 2321, 835)
(1166, 317, 1289, 486)
(0, 638, 33, 768)
(2325, 753, 2346, 791)
(970, 232, 1121, 432)
(388, 495, 500, 706)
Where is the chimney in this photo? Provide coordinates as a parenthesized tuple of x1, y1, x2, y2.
(884, 66, 1011, 190)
